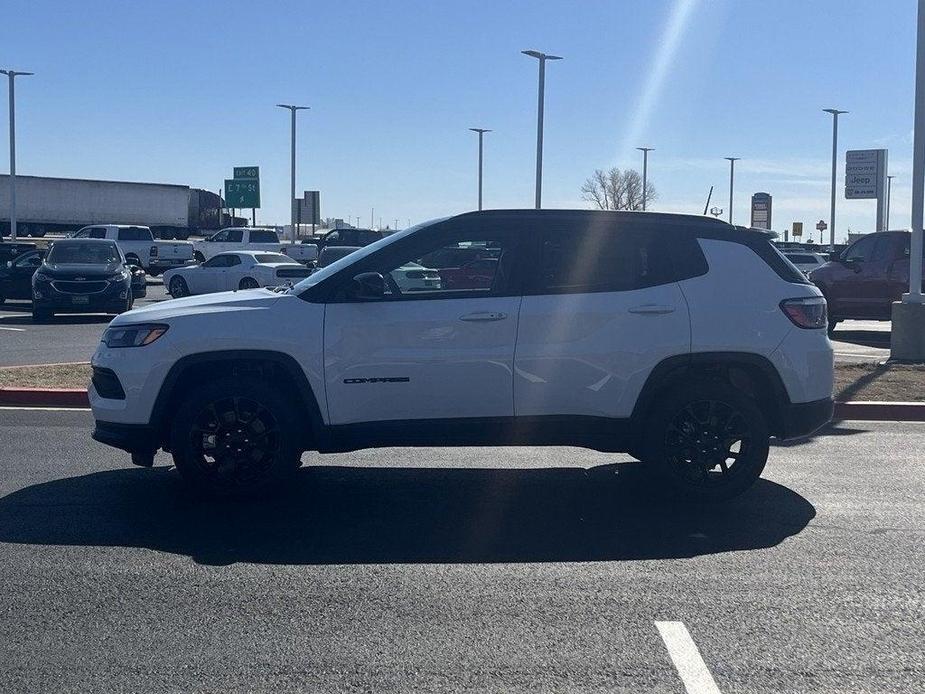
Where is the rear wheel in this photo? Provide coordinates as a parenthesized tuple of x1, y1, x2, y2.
(168, 276, 189, 298)
(170, 377, 301, 497)
(827, 318, 839, 337)
(238, 277, 259, 290)
(643, 381, 769, 502)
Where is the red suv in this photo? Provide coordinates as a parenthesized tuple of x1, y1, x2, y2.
(810, 230, 924, 334)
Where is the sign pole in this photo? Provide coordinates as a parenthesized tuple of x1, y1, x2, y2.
(252, 208, 255, 226)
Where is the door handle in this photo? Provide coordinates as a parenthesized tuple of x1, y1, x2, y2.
(459, 311, 507, 322)
(628, 305, 675, 315)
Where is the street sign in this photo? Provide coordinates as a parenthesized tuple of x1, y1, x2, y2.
(750, 192, 772, 229)
(224, 178, 260, 208)
(233, 166, 260, 180)
(792, 222, 803, 237)
(816, 220, 827, 231)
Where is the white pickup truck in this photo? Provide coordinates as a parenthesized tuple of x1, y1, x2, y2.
(192, 227, 284, 262)
(71, 225, 194, 275)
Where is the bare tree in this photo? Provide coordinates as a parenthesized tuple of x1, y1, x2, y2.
(580, 167, 657, 211)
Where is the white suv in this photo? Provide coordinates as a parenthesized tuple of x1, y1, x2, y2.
(89, 210, 834, 500)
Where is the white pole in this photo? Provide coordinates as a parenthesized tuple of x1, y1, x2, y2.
(823, 109, 847, 251)
(477, 131, 483, 210)
(638, 147, 653, 211)
(887, 175, 895, 230)
(907, 0, 925, 303)
(8, 73, 16, 241)
(535, 58, 545, 209)
(522, 51, 561, 210)
(725, 157, 740, 224)
(289, 108, 296, 243)
(2, 70, 32, 241)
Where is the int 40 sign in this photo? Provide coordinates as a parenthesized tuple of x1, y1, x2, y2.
(845, 149, 887, 200)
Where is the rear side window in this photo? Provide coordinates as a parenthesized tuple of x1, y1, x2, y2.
(748, 239, 811, 284)
(537, 228, 675, 294)
(227, 230, 244, 243)
(116, 227, 152, 241)
(250, 230, 278, 243)
(88, 227, 108, 239)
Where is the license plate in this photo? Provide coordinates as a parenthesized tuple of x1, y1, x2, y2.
(71, 295, 90, 305)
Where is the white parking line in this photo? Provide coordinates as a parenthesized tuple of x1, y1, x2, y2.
(655, 621, 722, 694)
(0, 406, 91, 411)
(0, 326, 26, 332)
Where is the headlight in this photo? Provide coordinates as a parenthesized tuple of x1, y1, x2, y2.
(102, 323, 169, 348)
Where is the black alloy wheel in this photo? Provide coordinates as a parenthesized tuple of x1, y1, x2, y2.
(645, 382, 769, 501)
(169, 276, 189, 298)
(170, 377, 301, 496)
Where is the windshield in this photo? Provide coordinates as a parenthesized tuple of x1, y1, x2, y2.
(290, 218, 447, 292)
(47, 242, 121, 265)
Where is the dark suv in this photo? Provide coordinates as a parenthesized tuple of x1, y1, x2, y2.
(809, 231, 923, 334)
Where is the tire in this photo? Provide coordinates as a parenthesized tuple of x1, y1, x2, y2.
(115, 295, 133, 314)
(643, 381, 770, 502)
(170, 376, 301, 497)
(125, 254, 141, 268)
(31, 308, 52, 323)
(238, 277, 259, 290)
(827, 319, 839, 338)
(168, 276, 189, 298)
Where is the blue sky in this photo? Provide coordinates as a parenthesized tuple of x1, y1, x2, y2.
(0, 0, 918, 239)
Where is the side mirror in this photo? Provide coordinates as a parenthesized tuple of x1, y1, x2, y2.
(347, 272, 385, 300)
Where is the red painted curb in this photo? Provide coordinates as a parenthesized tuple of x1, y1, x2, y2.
(0, 388, 90, 408)
(834, 401, 925, 422)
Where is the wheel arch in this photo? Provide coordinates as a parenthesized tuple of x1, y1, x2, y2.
(630, 352, 792, 439)
(150, 350, 324, 451)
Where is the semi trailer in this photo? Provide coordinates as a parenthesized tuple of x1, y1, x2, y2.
(0, 175, 227, 240)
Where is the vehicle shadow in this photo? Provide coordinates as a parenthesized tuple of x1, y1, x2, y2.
(771, 421, 870, 448)
(0, 461, 815, 566)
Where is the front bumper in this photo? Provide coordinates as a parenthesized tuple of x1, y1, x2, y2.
(779, 397, 834, 440)
(92, 420, 159, 455)
(33, 279, 129, 313)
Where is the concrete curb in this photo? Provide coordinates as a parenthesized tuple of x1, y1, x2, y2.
(0, 388, 90, 408)
(833, 401, 925, 422)
(1, 388, 925, 421)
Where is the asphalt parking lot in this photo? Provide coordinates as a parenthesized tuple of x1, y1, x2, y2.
(0, 409, 921, 692)
(0, 280, 894, 367)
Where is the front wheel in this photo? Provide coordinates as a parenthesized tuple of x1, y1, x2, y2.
(643, 382, 769, 502)
(170, 377, 302, 497)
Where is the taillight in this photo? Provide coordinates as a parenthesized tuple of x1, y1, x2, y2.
(780, 297, 827, 329)
(150, 245, 158, 258)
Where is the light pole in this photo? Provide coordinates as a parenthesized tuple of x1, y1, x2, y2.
(637, 147, 654, 211)
(724, 157, 740, 224)
(276, 104, 309, 243)
(469, 128, 491, 210)
(823, 108, 848, 250)
(1, 69, 33, 241)
(522, 50, 562, 209)
(886, 175, 896, 229)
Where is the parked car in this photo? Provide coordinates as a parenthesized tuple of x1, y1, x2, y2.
(284, 229, 383, 265)
(439, 257, 499, 290)
(192, 227, 283, 262)
(313, 245, 362, 269)
(0, 240, 37, 266)
(128, 263, 147, 299)
(163, 251, 312, 297)
(90, 210, 833, 501)
(0, 248, 45, 303)
(809, 230, 924, 334)
(71, 225, 194, 276)
(31, 238, 134, 321)
(390, 261, 442, 292)
(783, 251, 827, 276)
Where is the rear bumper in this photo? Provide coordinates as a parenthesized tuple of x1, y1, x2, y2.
(778, 397, 834, 440)
(92, 420, 159, 454)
